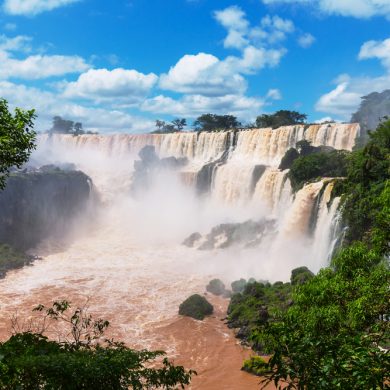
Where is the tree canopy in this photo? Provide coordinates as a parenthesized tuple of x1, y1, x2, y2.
(255, 110, 307, 129)
(49, 116, 95, 135)
(152, 118, 186, 134)
(193, 114, 241, 131)
(0, 98, 36, 190)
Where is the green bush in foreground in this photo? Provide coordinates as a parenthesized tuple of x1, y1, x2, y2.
(0, 301, 195, 389)
(179, 294, 213, 320)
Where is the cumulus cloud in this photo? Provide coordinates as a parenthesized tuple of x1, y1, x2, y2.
(214, 6, 295, 49)
(0, 34, 31, 52)
(316, 37, 390, 117)
(63, 68, 158, 102)
(3, 0, 81, 16)
(0, 80, 153, 133)
(214, 6, 249, 49)
(266, 88, 282, 100)
(261, 0, 390, 19)
(0, 52, 89, 79)
(141, 93, 264, 121)
(159, 42, 285, 96)
(0, 34, 89, 80)
(359, 38, 390, 68)
(159, 52, 247, 96)
(298, 33, 315, 48)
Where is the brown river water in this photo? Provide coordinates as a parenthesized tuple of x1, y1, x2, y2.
(0, 224, 274, 389)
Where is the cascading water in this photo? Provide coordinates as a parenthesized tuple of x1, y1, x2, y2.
(0, 123, 359, 389)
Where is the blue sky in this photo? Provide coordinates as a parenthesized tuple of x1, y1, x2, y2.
(0, 0, 390, 132)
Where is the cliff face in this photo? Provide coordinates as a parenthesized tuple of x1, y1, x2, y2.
(0, 169, 92, 251)
(351, 90, 390, 145)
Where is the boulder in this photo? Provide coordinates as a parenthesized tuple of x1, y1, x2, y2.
(178, 294, 213, 320)
(206, 279, 226, 296)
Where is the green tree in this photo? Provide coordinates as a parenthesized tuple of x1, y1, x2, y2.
(335, 118, 390, 254)
(288, 150, 349, 191)
(0, 98, 36, 190)
(171, 118, 186, 131)
(73, 122, 84, 135)
(0, 300, 195, 389)
(255, 110, 307, 129)
(258, 243, 390, 390)
(193, 113, 240, 131)
(155, 120, 166, 132)
(50, 116, 74, 134)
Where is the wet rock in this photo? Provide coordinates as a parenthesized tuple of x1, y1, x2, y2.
(131, 145, 188, 195)
(182, 232, 201, 248)
(235, 326, 250, 340)
(206, 279, 226, 296)
(179, 294, 214, 320)
(0, 170, 92, 251)
(231, 278, 247, 294)
(184, 219, 275, 250)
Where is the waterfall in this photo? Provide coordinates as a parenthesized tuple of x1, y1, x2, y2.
(34, 122, 359, 274)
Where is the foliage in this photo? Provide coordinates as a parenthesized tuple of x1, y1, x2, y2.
(227, 279, 294, 348)
(152, 118, 186, 134)
(0, 244, 30, 277)
(206, 278, 226, 296)
(171, 118, 186, 131)
(0, 98, 36, 190)
(242, 356, 271, 376)
(290, 266, 314, 286)
(258, 243, 390, 389)
(178, 294, 213, 320)
(0, 301, 195, 389)
(335, 118, 390, 254)
(255, 110, 307, 129)
(231, 278, 248, 293)
(288, 150, 349, 191)
(49, 116, 97, 135)
(278, 148, 299, 170)
(193, 113, 240, 131)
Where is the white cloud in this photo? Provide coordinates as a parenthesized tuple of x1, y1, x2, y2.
(316, 37, 390, 117)
(141, 93, 264, 121)
(0, 34, 31, 52)
(159, 47, 285, 96)
(159, 7, 291, 98)
(0, 80, 153, 133)
(0, 51, 89, 79)
(266, 88, 282, 100)
(0, 34, 89, 80)
(298, 33, 315, 48)
(159, 52, 247, 96)
(214, 6, 249, 49)
(359, 38, 390, 68)
(315, 116, 338, 123)
(3, 0, 81, 16)
(214, 6, 295, 49)
(63, 68, 158, 102)
(261, 0, 390, 19)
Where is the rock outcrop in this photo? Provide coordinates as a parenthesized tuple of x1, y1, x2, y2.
(0, 167, 93, 251)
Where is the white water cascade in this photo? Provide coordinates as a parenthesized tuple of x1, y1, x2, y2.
(33, 123, 359, 273)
